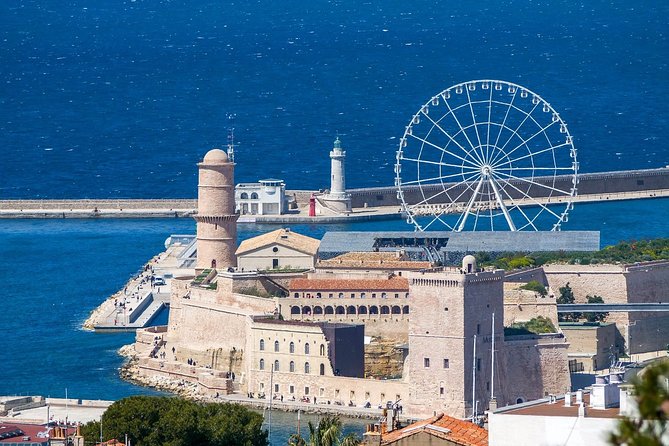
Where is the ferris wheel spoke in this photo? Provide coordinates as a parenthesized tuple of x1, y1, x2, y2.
(408, 171, 482, 209)
(493, 170, 572, 196)
(485, 85, 494, 163)
(492, 88, 519, 151)
(496, 166, 572, 172)
(442, 97, 486, 165)
(456, 177, 485, 231)
(493, 119, 558, 167)
(407, 134, 480, 167)
(401, 170, 478, 186)
(494, 176, 564, 220)
(464, 86, 486, 163)
(491, 101, 542, 166)
(487, 175, 517, 231)
(495, 181, 539, 231)
(494, 143, 570, 168)
(418, 109, 483, 166)
(423, 209, 454, 231)
(399, 156, 480, 172)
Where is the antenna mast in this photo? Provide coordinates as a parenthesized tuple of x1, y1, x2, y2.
(226, 113, 236, 162)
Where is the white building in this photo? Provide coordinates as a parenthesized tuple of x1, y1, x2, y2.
(316, 137, 352, 215)
(236, 228, 320, 271)
(236, 179, 287, 215)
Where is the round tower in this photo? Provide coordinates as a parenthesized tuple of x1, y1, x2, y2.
(330, 137, 347, 196)
(195, 148, 238, 270)
(317, 137, 352, 214)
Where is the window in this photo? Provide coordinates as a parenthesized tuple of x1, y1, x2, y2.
(305, 386, 310, 395)
(259, 339, 265, 351)
(381, 293, 387, 298)
(287, 361, 294, 373)
(272, 259, 279, 269)
(320, 363, 325, 375)
(477, 358, 481, 371)
(372, 293, 377, 298)
(272, 246, 279, 253)
(338, 293, 344, 298)
(320, 344, 325, 356)
(290, 385, 295, 394)
(305, 362, 310, 374)
(424, 358, 430, 368)
(289, 342, 295, 353)
(304, 343, 310, 355)
(259, 359, 265, 370)
(351, 293, 356, 298)
(440, 386, 445, 396)
(394, 293, 399, 298)
(294, 293, 299, 298)
(251, 192, 259, 199)
(240, 192, 248, 199)
(361, 293, 366, 299)
(274, 340, 279, 352)
(443, 358, 449, 369)
(274, 360, 280, 372)
(274, 383, 279, 393)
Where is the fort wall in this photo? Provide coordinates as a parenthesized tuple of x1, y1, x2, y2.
(503, 285, 558, 327)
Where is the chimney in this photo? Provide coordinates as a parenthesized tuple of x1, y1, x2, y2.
(575, 390, 583, 404)
(564, 392, 571, 407)
(362, 424, 382, 446)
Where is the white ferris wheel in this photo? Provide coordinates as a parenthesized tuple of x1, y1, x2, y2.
(395, 80, 578, 232)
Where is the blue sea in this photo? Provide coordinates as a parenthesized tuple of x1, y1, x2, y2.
(1, 0, 668, 443)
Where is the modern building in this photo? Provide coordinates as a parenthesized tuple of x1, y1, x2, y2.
(194, 148, 238, 270)
(235, 179, 287, 215)
(235, 228, 320, 271)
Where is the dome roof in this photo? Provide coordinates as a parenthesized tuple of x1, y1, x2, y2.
(203, 148, 229, 163)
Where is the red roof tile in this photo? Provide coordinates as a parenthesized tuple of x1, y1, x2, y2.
(380, 414, 488, 446)
(289, 277, 409, 292)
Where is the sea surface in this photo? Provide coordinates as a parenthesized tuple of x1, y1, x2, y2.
(1, 0, 668, 444)
(1, 0, 668, 198)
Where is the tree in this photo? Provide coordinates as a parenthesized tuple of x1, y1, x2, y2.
(80, 396, 268, 446)
(557, 282, 580, 322)
(609, 361, 669, 445)
(584, 294, 609, 323)
(519, 280, 548, 297)
(287, 415, 360, 446)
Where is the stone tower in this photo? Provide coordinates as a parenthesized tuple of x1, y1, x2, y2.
(318, 137, 352, 214)
(406, 261, 505, 419)
(195, 148, 238, 270)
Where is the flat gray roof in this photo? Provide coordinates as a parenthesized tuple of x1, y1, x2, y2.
(319, 231, 600, 258)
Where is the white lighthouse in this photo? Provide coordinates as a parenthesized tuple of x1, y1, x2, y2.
(318, 137, 352, 214)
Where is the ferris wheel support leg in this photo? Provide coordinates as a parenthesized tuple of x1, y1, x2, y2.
(456, 178, 485, 232)
(488, 177, 517, 231)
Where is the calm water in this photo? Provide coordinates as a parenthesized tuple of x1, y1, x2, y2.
(2, 0, 668, 443)
(1, 0, 668, 198)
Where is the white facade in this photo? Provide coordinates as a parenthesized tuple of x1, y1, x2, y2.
(238, 244, 315, 271)
(316, 138, 352, 215)
(236, 179, 286, 215)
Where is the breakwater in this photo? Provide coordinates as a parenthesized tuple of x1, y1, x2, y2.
(2, 167, 668, 219)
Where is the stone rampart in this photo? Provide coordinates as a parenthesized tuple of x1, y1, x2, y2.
(498, 334, 571, 407)
(503, 285, 558, 327)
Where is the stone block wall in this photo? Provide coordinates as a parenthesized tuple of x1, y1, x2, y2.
(503, 285, 558, 327)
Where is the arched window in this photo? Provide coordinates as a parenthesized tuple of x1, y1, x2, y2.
(381, 293, 387, 298)
(294, 292, 299, 298)
(240, 192, 249, 199)
(403, 305, 410, 314)
(392, 305, 401, 314)
(361, 293, 366, 299)
(259, 359, 265, 370)
(274, 360, 280, 372)
(369, 306, 379, 315)
(290, 361, 295, 372)
(347, 305, 356, 315)
(338, 292, 344, 298)
(274, 340, 280, 352)
(320, 363, 325, 375)
(251, 192, 259, 199)
(304, 343, 310, 355)
(325, 306, 334, 315)
(305, 362, 311, 374)
(320, 344, 325, 356)
(516, 398, 524, 404)
(314, 306, 323, 315)
(259, 339, 265, 351)
(381, 306, 390, 314)
(359, 306, 368, 315)
(291, 306, 300, 315)
(336, 306, 345, 315)
(289, 342, 295, 353)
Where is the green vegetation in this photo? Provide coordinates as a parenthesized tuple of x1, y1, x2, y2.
(193, 269, 213, 285)
(80, 396, 267, 446)
(609, 360, 669, 445)
(288, 415, 360, 446)
(262, 266, 310, 273)
(237, 287, 284, 298)
(584, 294, 608, 322)
(475, 238, 669, 270)
(519, 280, 548, 297)
(506, 316, 557, 336)
(557, 283, 580, 322)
